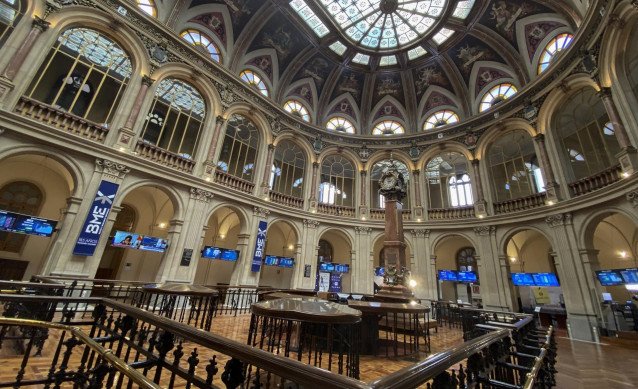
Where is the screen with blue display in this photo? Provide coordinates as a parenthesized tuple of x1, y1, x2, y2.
(0, 210, 57, 237)
(264, 255, 279, 266)
(375, 267, 385, 276)
(457, 271, 477, 282)
(619, 268, 638, 284)
(596, 270, 624, 286)
(112, 231, 141, 248)
(335, 264, 349, 273)
(511, 273, 535, 286)
(320, 262, 335, 272)
(438, 270, 458, 281)
(532, 273, 560, 286)
(220, 249, 239, 261)
(279, 257, 294, 268)
(202, 246, 222, 259)
(139, 235, 168, 252)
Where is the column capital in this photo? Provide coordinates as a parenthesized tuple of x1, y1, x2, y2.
(32, 16, 50, 32)
(215, 115, 226, 124)
(268, 143, 275, 151)
(534, 133, 545, 142)
(303, 219, 320, 229)
(627, 190, 638, 207)
(355, 226, 372, 234)
(412, 169, 420, 175)
(545, 212, 572, 228)
(141, 75, 155, 86)
(313, 161, 320, 168)
(253, 206, 270, 218)
(473, 225, 495, 236)
(471, 158, 480, 166)
(95, 158, 130, 180)
(190, 187, 214, 203)
(360, 169, 367, 176)
(597, 87, 612, 99)
(410, 229, 430, 238)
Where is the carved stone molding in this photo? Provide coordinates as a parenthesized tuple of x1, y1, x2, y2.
(303, 219, 320, 229)
(545, 213, 572, 228)
(626, 190, 638, 207)
(253, 207, 270, 218)
(190, 188, 213, 203)
(95, 158, 130, 180)
(141, 74, 155, 86)
(473, 225, 495, 236)
(410, 229, 430, 238)
(32, 16, 50, 32)
(355, 226, 372, 234)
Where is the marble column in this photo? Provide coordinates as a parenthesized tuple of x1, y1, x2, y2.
(534, 134, 560, 202)
(203, 116, 226, 181)
(260, 144, 275, 198)
(598, 87, 638, 174)
(114, 75, 154, 151)
(471, 160, 487, 217)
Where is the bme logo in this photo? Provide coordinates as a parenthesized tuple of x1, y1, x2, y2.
(73, 181, 120, 256)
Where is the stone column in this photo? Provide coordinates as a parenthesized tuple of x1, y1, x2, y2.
(260, 144, 275, 198)
(412, 169, 423, 220)
(308, 162, 319, 212)
(154, 219, 184, 282)
(359, 170, 368, 220)
(0, 17, 50, 102)
(291, 219, 319, 289)
(354, 226, 373, 293)
(39, 196, 83, 276)
(231, 207, 269, 286)
(473, 226, 512, 310)
(598, 87, 638, 175)
(546, 213, 600, 342)
(202, 116, 227, 182)
(114, 75, 154, 151)
(471, 160, 487, 217)
(409, 229, 434, 299)
(534, 134, 560, 202)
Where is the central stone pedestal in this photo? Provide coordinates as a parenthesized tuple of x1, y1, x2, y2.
(376, 284, 414, 298)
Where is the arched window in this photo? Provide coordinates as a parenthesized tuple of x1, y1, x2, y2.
(487, 130, 544, 202)
(317, 239, 333, 263)
(26, 28, 132, 125)
(181, 29, 221, 62)
(136, 0, 157, 17)
(456, 247, 477, 274)
(0, 0, 24, 45)
(218, 114, 260, 181)
(239, 70, 268, 97)
(271, 140, 306, 198)
(538, 33, 573, 74)
(283, 100, 310, 122)
(326, 117, 355, 133)
(0, 181, 43, 252)
(554, 88, 620, 181)
(425, 152, 473, 209)
(319, 155, 355, 207)
(424, 110, 459, 130)
(479, 83, 517, 112)
(140, 78, 206, 159)
(370, 160, 410, 209)
(217, 161, 228, 171)
(373, 120, 404, 135)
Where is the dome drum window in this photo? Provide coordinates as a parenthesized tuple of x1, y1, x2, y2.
(136, 0, 157, 18)
(240, 70, 269, 97)
(283, 100, 311, 122)
(181, 29, 221, 62)
(538, 33, 573, 74)
(424, 110, 459, 130)
(326, 117, 355, 133)
(479, 83, 517, 113)
(373, 120, 404, 135)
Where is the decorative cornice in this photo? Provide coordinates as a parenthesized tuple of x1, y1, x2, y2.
(473, 225, 495, 236)
(303, 219, 320, 228)
(190, 188, 213, 203)
(410, 229, 430, 238)
(545, 213, 572, 227)
(95, 158, 130, 179)
(355, 226, 372, 234)
(253, 207, 270, 218)
(626, 190, 638, 207)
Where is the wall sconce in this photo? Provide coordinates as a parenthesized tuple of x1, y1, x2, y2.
(510, 257, 516, 262)
(288, 244, 294, 250)
(620, 251, 627, 258)
(219, 234, 226, 239)
(158, 222, 166, 229)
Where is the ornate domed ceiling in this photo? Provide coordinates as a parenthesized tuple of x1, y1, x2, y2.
(177, 0, 581, 134)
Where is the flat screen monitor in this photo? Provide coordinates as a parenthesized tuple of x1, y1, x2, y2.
(279, 257, 294, 268)
(139, 235, 168, 252)
(0, 210, 18, 231)
(602, 292, 613, 301)
(596, 270, 624, 286)
(457, 271, 477, 283)
(335, 264, 349, 273)
(320, 262, 334, 272)
(619, 268, 638, 284)
(374, 267, 385, 276)
(512, 273, 535, 286)
(11, 214, 57, 237)
(220, 249, 239, 261)
(264, 255, 280, 266)
(202, 246, 222, 259)
(112, 231, 141, 248)
(438, 270, 458, 281)
(532, 273, 560, 287)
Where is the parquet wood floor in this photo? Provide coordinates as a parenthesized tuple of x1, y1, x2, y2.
(1, 317, 637, 388)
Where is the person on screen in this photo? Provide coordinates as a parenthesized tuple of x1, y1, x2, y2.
(119, 235, 133, 246)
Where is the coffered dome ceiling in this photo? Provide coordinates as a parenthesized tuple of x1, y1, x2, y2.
(178, 0, 581, 134)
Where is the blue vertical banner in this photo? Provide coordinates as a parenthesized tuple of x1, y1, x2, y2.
(250, 220, 268, 272)
(330, 273, 342, 292)
(72, 180, 120, 256)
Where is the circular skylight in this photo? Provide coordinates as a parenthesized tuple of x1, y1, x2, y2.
(319, 0, 447, 51)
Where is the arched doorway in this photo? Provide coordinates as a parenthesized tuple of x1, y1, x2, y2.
(260, 221, 298, 288)
(316, 230, 353, 293)
(433, 235, 477, 304)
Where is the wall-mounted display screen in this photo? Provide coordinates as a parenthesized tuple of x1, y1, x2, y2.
(620, 268, 638, 284)
(279, 257, 294, 268)
(512, 273, 535, 286)
(264, 255, 279, 266)
(374, 267, 385, 276)
(202, 246, 222, 259)
(457, 271, 477, 283)
(532, 273, 560, 287)
(112, 231, 141, 248)
(320, 262, 335, 272)
(438, 270, 458, 281)
(0, 210, 57, 237)
(220, 249, 239, 261)
(596, 270, 624, 286)
(334, 264, 349, 273)
(139, 235, 168, 252)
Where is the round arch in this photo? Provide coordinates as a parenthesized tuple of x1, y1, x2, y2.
(579, 206, 638, 251)
(498, 225, 556, 258)
(417, 141, 474, 170)
(317, 146, 363, 171)
(204, 202, 250, 236)
(221, 102, 274, 145)
(115, 179, 185, 221)
(474, 118, 537, 160)
(430, 231, 478, 252)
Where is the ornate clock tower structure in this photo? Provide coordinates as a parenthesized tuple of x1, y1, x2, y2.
(378, 159, 412, 297)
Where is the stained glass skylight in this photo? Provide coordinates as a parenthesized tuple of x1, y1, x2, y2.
(432, 27, 454, 45)
(407, 46, 427, 60)
(314, 0, 447, 51)
(290, 0, 330, 37)
(379, 55, 397, 66)
(452, 0, 474, 19)
(352, 52, 370, 65)
(329, 41, 348, 56)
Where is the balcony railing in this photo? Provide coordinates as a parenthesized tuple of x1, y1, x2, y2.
(214, 169, 255, 194)
(134, 139, 195, 173)
(268, 190, 304, 208)
(568, 164, 622, 197)
(317, 203, 356, 217)
(15, 96, 109, 142)
(494, 192, 547, 214)
(428, 205, 475, 219)
(369, 208, 412, 220)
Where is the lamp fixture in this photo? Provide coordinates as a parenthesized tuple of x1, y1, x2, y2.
(288, 244, 294, 250)
(510, 257, 516, 262)
(158, 222, 166, 228)
(409, 279, 417, 288)
(620, 251, 627, 258)
(219, 234, 226, 239)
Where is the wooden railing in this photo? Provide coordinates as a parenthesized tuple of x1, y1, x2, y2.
(428, 206, 475, 219)
(214, 169, 255, 194)
(268, 190, 304, 208)
(494, 192, 547, 214)
(134, 139, 195, 173)
(317, 203, 356, 217)
(14, 96, 109, 142)
(568, 164, 622, 196)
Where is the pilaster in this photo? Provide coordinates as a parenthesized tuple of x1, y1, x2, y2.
(409, 229, 434, 299)
(292, 219, 320, 289)
(354, 226, 373, 294)
(232, 206, 270, 286)
(472, 225, 511, 310)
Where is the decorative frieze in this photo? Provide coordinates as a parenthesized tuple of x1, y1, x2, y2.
(95, 158, 130, 180)
(473, 226, 495, 236)
(303, 219, 320, 229)
(253, 207, 270, 218)
(355, 226, 372, 234)
(190, 188, 213, 203)
(410, 229, 430, 238)
(545, 213, 572, 228)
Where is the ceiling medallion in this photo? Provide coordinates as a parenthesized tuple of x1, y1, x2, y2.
(380, 0, 399, 14)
